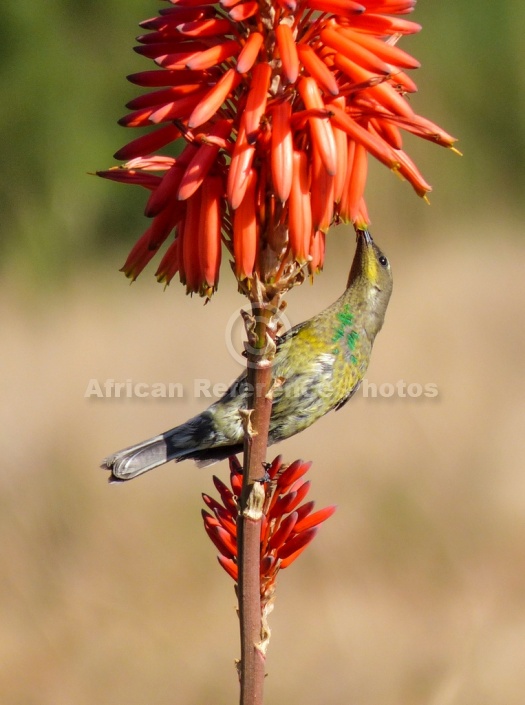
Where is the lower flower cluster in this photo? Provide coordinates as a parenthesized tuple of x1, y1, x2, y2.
(202, 455, 336, 602)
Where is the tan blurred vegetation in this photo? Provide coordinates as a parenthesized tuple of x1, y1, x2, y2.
(1, 1, 525, 704)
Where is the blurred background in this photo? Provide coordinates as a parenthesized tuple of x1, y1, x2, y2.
(1, 1, 524, 703)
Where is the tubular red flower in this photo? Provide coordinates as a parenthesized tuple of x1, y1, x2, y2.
(311, 145, 335, 233)
(227, 115, 256, 209)
(236, 31, 264, 74)
(177, 119, 232, 201)
(202, 456, 336, 600)
(275, 23, 300, 84)
(233, 168, 259, 280)
(270, 100, 294, 203)
(289, 149, 312, 264)
(100, 0, 457, 295)
(308, 230, 326, 275)
(198, 175, 223, 292)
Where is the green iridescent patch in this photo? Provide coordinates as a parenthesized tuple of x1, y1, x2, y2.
(332, 304, 354, 344)
(347, 330, 359, 350)
(332, 304, 359, 355)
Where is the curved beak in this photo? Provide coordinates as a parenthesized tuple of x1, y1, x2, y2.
(357, 228, 374, 246)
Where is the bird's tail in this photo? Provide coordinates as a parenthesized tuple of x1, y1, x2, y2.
(101, 411, 240, 481)
(101, 432, 176, 482)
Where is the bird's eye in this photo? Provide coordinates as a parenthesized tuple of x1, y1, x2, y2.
(378, 255, 388, 267)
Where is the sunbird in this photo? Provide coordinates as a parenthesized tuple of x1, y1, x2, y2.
(102, 229, 393, 481)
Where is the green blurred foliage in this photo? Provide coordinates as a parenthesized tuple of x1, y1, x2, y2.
(410, 1, 525, 216)
(1, 0, 523, 285)
(0, 1, 149, 283)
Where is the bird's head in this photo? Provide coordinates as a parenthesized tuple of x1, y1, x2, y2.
(347, 229, 393, 300)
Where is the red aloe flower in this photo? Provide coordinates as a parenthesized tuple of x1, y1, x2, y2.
(202, 456, 336, 604)
(99, 0, 457, 296)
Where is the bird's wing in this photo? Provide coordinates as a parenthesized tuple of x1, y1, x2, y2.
(275, 319, 310, 351)
(334, 380, 362, 411)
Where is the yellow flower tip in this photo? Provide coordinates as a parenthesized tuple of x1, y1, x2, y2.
(449, 146, 463, 157)
(120, 266, 136, 282)
(423, 194, 431, 205)
(201, 284, 216, 299)
(353, 217, 371, 230)
(391, 166, 406, 183)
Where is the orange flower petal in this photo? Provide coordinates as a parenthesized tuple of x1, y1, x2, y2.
(181, 190, 202, 292)
(353, 196, 370, 229)
(389, 69, 418, 93)
(148, 90, 210, 124)
(96, 168, 161, 190)
(321, 26, 391, 75)
(135, 40, 206, 61)
(227, 116, 256, 209)
(139, 8, 211, 32)
(338, 137, 355, 222)
(217, 555, 238, 581)
(390, 113, 458, 148)
(336, 26, 421, 70)
(393, 148, 432, 198)
(187, 68, 241, 128)
(289, 150, 312, 264)
(277, 526, 317, 561)
(177, 17, 233, 37)
(145, 164, 185, 217)
(279, 539, 314, 568)
(273, 480, 311, 516)
(304, 0, 365, 17)
(244, 62, 272, 141)
(125, 84, 204, 110)
(127, 68, 214, 87)
(275, 23, 299, 84)
(296, 44, 339, 96)
(370, 116, 403, 149)
(294, 505, 337, 533)
(204, 521, 237, 559)
(233, 168, 258, 279)
(120, 228, 160, 281)
(308, 229, 326, 274)
(145, 144, 198, 215)
(155, 234, 182, 285)
(113, 124, 181, 161)
(213, 475, 238, 513)
(118, 106, 157, 128)
(228, 1, 259, 21)
(346, 142, 368, 223)
(270, 100, 294, 202)
(124, 155, 175, 171)
(328, 103, 399, 168)
(327, 96, 349, 203)
(275, 459, 312, 493)
(185, 39, 241, 70)
(298, 77, 337, 175)
(363, 0, 416, 12)
(177, 119, 232, 200)
(198, 176, 223, 290)
(236, 31, 264, 74)
(348, 13, 422, 35)
(310, 144, 335, 233)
